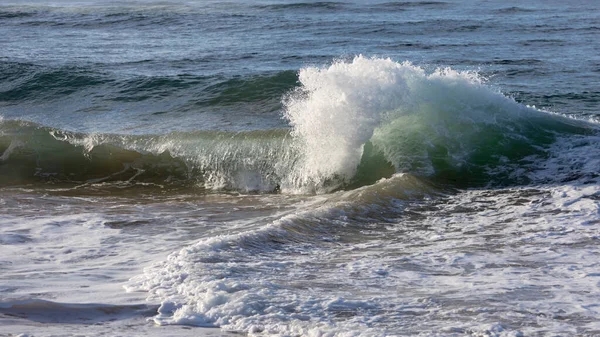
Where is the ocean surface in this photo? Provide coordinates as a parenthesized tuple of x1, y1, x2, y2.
(1, 0, 599, 336)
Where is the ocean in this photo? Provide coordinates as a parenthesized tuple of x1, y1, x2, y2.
(1, 0, 599, 336)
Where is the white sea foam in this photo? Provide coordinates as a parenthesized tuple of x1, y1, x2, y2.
(0, 212, 130, 303)
(127, 172, 600, 336)
(283, 56, 418, 187)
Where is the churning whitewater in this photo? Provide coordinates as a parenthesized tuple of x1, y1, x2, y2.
(1, 1, 600, 336)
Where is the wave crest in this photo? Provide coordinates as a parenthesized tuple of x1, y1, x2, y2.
(1, 57, 597, 192)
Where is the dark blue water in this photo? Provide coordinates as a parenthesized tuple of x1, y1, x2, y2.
(1, 0, 598, 134)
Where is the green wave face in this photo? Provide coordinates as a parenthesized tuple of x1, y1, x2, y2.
(0, 120, 297, 192)
(0, 121, 187, 187)
(363, 82, 593, 188)
(1, 57, 597, 193)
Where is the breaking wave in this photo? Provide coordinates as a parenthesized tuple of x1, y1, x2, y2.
(1, 56, 597, 193)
